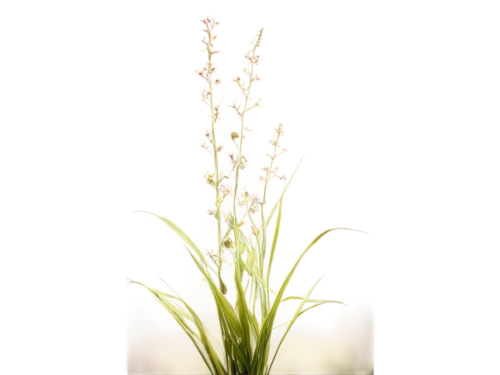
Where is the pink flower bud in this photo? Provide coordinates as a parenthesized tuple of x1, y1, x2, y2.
(227, 152, 236, 167)
(219, 170, 229, 180)
(274, 123, 285, 137)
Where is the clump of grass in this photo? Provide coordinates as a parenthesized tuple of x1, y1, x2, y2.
(129, 16, 364, 375)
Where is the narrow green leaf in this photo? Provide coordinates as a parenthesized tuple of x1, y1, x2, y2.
(236, 228, 259, 340)
(129, 210, 249, 365)
(136, 211, 207, 265)
(266, 198, 282, 293)
(274, 301, 347, 328)
(251, 227, 365, 374)
(129, 280, 223, 374)
(281, 296, 345, 305)
(160, 279, 224, 349)
(233, 238, 253, 364)
(172, 291, 226, 375)
(151, 292, 218, 375)
(267, 276, 326, 373)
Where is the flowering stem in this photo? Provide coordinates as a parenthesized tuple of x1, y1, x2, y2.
(232, 30, 263, 225)
(232, 28, 265, 318)
(205, 21, 225, 294)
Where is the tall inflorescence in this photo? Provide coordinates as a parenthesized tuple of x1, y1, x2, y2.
(196, 18, 287, 298)
(196, 16, 228, 294)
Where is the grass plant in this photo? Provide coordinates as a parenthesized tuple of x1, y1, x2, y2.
(132, 17, 368, 375)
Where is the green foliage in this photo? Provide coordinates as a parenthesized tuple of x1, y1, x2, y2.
(130, 17, 365, 375)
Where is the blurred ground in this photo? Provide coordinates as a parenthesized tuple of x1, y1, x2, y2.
(123, 300, 375, 375)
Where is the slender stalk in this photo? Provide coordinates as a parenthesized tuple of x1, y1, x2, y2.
(204, 21, 225, 294)
(231, 29, 265, 323)
(231, 29, 264, 263)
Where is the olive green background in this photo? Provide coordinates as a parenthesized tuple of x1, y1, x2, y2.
(0, 1, 499, 375)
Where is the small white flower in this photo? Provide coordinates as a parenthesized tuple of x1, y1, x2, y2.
(278, 147, 288, 156)
(269, 139, 278, 147)
(220, 183, 232, 196)
(207, 208, 216, 217)
(217, 143, 224, 152)
(237, 196, 244, 207)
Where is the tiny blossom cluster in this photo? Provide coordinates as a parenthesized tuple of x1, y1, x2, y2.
(237, 187, 262, 215)
(259, 123, 287, 185)
(196, 16, 222, 125)
(195, 63, 217, 83)
(228, 152, 249, 170)
(200, 130, 213, 153)
(220, 183, 232, 197)
(230, 29, 263, 109)
(213, 103, 221, 122)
